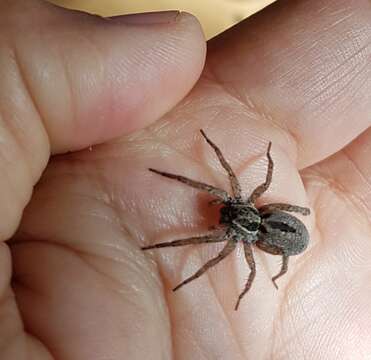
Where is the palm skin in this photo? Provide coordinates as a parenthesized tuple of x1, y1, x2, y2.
(1, 0, 371, 359)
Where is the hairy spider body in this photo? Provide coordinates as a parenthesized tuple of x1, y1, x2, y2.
(142, 130, 310, 310)
(258, 211, 309, 256)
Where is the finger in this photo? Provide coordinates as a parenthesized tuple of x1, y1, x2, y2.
(0, 0, 205, 239)
(3, 1, 205, 153)
(207, 0, 371, 167)
(304, 125, 371, 217)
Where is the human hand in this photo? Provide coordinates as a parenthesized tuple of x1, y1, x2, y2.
(0, 1, 205, 358)
(2, 0, 371, 359)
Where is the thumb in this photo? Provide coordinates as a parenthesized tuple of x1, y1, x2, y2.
(0, 0, 206, 239)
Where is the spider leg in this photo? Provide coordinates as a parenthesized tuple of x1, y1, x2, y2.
(200, 129, 242, 199)
(248, 142, 273, 203)
(272, 255, 289, 289)
(172, 239, 236, 292)
(234, 243, 256, 311)
(259, 203, 310, 216)
(149, 168, 229, 201)
(141, 233, 227, 250)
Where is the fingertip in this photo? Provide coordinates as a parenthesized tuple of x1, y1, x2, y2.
(7, 4, 206, 153)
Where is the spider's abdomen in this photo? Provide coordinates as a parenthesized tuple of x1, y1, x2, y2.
(220, 203, 261, 232)
(257, 211, 309, 256)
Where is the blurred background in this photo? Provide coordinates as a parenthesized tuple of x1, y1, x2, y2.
(48, 0, 276, 39)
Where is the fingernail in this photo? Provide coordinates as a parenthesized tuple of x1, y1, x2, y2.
(109, 11, 180, 25)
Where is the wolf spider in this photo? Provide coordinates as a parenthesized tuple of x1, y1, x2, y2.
(142, 130, 310, 310)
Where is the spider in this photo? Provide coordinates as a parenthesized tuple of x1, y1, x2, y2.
(142, 130, 310, 310)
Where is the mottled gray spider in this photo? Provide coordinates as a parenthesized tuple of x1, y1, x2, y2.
(142, 130, 310, 310)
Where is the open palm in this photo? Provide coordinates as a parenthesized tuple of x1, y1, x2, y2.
(1, 0, 371, 359)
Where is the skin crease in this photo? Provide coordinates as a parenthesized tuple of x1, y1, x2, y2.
(0, 0, 370, 359)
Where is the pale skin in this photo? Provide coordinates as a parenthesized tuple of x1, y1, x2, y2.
(1, 0, 371, 359)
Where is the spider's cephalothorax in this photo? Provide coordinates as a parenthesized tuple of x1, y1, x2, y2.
(142, 129, 310, 310)
(219, 201, 261, 242)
